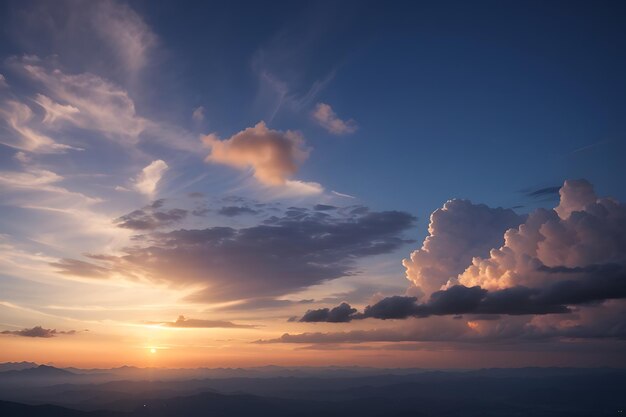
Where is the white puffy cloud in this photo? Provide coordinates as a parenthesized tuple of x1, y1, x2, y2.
(458, 179, 626, 291)
(403, 200, 523, 298)
(203, 121, 311, 187)
(133, 160, 168, 196)
(312, 103, 357, 135)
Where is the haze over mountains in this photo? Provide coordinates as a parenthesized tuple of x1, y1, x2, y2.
(0, 363, 624, 416)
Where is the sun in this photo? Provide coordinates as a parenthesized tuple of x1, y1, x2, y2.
(150, 348, 157, 354)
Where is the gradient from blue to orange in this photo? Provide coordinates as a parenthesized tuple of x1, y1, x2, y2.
(0, 0, 625, 368)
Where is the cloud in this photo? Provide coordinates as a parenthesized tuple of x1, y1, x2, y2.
(11, 57, 147, 141)
(192, 106, 205, 122)
(217, 206, 259, 217)
(0, 100, 76, 153)
(312, 103, 357, 135)
(62, 208, 415, 302)
(458, 179, 626, 291)
(300, 302, 357, 323)
(91, 0, 157, 75)
(1, 326, 77, 338)
(146, 315, 256, 329)
(0, 74, 7, 88)
(133, 160, 168, 196)
(314, 204, 337, 211)
(115, 199, 187, 230)
(296, 180, 626, 328)
(525, 186, 561, 199)
(50, 258, 111, 279)
(203, 121, 311, 188)
(403, 199, 523, 299)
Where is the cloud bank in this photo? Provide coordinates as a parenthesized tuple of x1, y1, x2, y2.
(293, 180, 626, 336)
(1, 326, 77, 338)
(58, 207, 415, 302)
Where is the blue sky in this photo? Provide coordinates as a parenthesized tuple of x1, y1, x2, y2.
(0, 0, 625, 367)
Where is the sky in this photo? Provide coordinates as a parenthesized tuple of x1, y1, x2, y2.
(0, 0, 625, 368)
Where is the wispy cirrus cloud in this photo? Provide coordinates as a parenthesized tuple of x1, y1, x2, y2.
(146, 315, 256, 329)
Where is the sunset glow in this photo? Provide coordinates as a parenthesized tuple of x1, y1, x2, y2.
(0, 0, 625, 374)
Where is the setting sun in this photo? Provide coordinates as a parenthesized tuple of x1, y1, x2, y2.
(0, 1, 625, 416)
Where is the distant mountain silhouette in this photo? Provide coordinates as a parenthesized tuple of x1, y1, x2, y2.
(0, 361, 37, 372)
(0, 364, 74, 378)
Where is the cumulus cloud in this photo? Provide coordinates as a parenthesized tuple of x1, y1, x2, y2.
(203, 121, 312, 188)
(146, 315, 256, 329)
(133, 160, 168, 196)
(403, 200, 523, 298)
(312, 103, 357, 135)
(295, 179, 626, 331)
(115, 199, 187, 230)
(60, 207, 415, 302)
(458, 179, 626, 291)
(1, 326, 77, 338)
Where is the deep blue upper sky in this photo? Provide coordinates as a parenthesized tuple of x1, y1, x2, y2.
(137, 0, 626, 213)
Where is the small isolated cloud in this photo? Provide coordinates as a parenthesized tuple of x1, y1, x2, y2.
(192, 106, 205, 122)
(0, 74, 7, 88)
(312, 103, 357, 135)
(1, 326, 77, 338)
(115, 199, 187, 230)
(133, 160, 168, 196)
(146, 315, 256, 329)
(203, 121, 310, 187)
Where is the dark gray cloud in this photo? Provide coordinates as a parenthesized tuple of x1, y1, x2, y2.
(146, 315, 256, 329)
(63, 208, 415, 302)
(1, 326, 77, 338)
(314, 204, 337, 211)
(526, 186, 561, 199)
(300, 302, 357, 323)
(218, 206, 259, 217)
(115, 200, 188, 230)
(297, 264, 626, 322)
